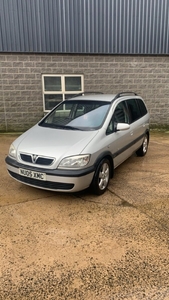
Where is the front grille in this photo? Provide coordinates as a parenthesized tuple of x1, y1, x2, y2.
(20, 154, 54, 166)
(9, 171, 74, 190)
(20, 154, 32, 163)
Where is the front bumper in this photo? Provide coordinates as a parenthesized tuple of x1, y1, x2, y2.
(5, 156, 95, 192)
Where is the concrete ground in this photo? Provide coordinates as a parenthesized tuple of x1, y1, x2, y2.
(0, 132, 169, 300)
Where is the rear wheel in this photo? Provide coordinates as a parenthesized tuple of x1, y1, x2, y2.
(91, 158, 111, 195)
(136, 133, 149, 156)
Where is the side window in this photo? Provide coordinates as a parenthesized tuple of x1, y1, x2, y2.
(107, 101, 129, 134)
(137, 99, 148, 117)
(126, 99, 141, 123)
(114, 101, 129, 123)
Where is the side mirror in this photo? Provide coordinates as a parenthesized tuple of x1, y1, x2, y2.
(115, 123, 130, 131)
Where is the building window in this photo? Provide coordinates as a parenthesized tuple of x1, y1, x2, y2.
(42, 75, 84, 111)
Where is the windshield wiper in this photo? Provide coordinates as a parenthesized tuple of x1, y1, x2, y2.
(40, 123, 82, 130)
(65, 125, 82, 131)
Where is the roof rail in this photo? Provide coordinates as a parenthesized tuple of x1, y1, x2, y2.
(114, 91, 137, 100)
(71, 91, 104, 98)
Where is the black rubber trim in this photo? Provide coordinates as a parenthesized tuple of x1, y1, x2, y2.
(8, 170, 74, 190)
(112, 133, 145, 158)
(93, 133, 146, 167)
(113, 91, 137, 101)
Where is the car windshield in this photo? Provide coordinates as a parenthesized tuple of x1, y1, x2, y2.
(39, 100, 110, 131)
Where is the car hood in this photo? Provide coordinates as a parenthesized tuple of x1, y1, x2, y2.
(15, 125, 99, 164)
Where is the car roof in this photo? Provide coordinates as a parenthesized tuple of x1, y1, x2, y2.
(69, 94, 116, 102)
(68, 92, 139, 103)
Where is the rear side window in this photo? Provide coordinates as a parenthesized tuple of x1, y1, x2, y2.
(137, 99, 148, 116)
(126, 98, 147, 123)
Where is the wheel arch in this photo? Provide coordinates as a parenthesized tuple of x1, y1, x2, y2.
(93, 151, 114, 178)
(146, 129, 150, 141)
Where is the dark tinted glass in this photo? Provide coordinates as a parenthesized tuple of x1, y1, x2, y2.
(137, 99, 147, 116)
(126, 99, 141, 123)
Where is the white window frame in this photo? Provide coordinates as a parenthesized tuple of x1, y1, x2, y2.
(42, 74, 84, 112)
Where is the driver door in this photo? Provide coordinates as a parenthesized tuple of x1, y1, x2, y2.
(106, 101, 132, 168)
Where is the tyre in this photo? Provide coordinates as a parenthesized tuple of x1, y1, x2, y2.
(91, 158, 111, 195)
(136, 133, 149, 157)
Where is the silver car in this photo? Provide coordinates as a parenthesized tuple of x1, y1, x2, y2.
(5, 92, 150, 195)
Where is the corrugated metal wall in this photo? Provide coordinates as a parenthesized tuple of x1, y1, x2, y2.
(0, 0, 169, 54)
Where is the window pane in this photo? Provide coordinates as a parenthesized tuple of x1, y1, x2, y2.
(45, 94, 63, 110)
(127, 99, 141, 123)
(40, 100, 110, 130)
(137, 99, 147, 116)
(65, 77, 81, 91)
(114, 102, 129, 123)
(65, 94, 78, 99)
(44, 77, 61, 91)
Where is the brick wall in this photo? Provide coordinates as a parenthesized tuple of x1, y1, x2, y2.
(1, 53, 169, 131)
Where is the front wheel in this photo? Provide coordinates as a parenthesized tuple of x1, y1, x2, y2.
(136, 133, 149, 157)
(91, 158, 111, 195)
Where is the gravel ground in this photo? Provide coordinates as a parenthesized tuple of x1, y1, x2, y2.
(0, 132, 169, 299)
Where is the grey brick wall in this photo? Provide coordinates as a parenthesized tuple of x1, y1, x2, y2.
(1, 53, 169, 132)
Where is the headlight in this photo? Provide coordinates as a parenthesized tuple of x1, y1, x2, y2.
(58, 154, 90, 169)
(9, 144, 17, 159)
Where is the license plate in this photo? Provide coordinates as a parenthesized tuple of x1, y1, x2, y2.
(19, 168, 46, 181)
